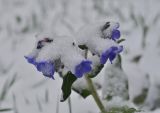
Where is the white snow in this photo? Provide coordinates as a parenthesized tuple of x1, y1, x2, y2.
(102, 59, 129, 100)
(76, 21, 121, 55)
(0, 0, 160, 113)
(27, 34, 90, 76)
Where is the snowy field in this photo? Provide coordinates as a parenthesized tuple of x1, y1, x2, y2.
(0, 0, 160, 113)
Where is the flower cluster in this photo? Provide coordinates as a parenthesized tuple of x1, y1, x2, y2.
(25, 21, 123, 79)
(25, 35, 92, 79)
(100, 46, 123, 64)
(76, 21, 123, 65)
(101, 22, 122, 64)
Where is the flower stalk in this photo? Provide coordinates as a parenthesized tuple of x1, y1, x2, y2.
(85, 75, 107, 113)
(84, 49, 106, 113)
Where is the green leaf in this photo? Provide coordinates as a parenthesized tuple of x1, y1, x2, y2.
(0, 108, 12, 112)
(117, 39, 126, 44)
(133, 88, 148, 105)
(78, 45, 88, 50)
(88, 64, 104, 78)
(105, 95, 113, 101)
(72, 88, 91, 98)
(114, 55, 122, 69)
(61, 72, 77, 102)
(72, 79, 101, 98)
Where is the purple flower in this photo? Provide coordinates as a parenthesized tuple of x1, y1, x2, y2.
(111, 29, 121, 41)
(110, 23, 121, 41)
(25, 56, 55, 79)
(24, 56, 37, 65)
(75, 60, 92, 78)
(100, 46, 123, 64)
(36, 61, 55, 79)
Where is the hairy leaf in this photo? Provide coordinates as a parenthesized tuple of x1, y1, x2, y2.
(61, 72, 77, 102)
(72, 88, 91, 98)
(117, 39, 126, 44)
(88, 64, 104, 78)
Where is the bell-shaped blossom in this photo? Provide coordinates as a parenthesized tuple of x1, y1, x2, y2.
(111, 29, 121, 41)
(25, 56, 55, 79)
(75, 60, 92, 78)
(100, 46, 123, 64)
(24, 56, 37, 65)
(101, 21, 120, 40)
(36, 61, 55, 79)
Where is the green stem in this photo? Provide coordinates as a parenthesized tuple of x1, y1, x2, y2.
(85, 75, 107, 113)
(56, 95, 59, 113)
(68, 97, 72, 113)
(84, 49, 106, 113)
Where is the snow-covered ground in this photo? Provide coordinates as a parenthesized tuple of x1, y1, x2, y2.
(0, 0, 160, 113)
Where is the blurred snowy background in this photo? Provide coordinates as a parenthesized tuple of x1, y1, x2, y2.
(0, 0, 160, 113)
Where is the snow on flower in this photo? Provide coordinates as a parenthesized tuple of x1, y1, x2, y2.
(25, 33, 92, 79)
(25, 21, 123, 79)
(101, 21, 120, 40)
(25, 56, 55, 79)
(75, 60, 92, 78)
(24, 56, 37, 65)
(111, 29, 121, 41)
(36, 61, 55, 79)
(76, 21, 123, 65)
